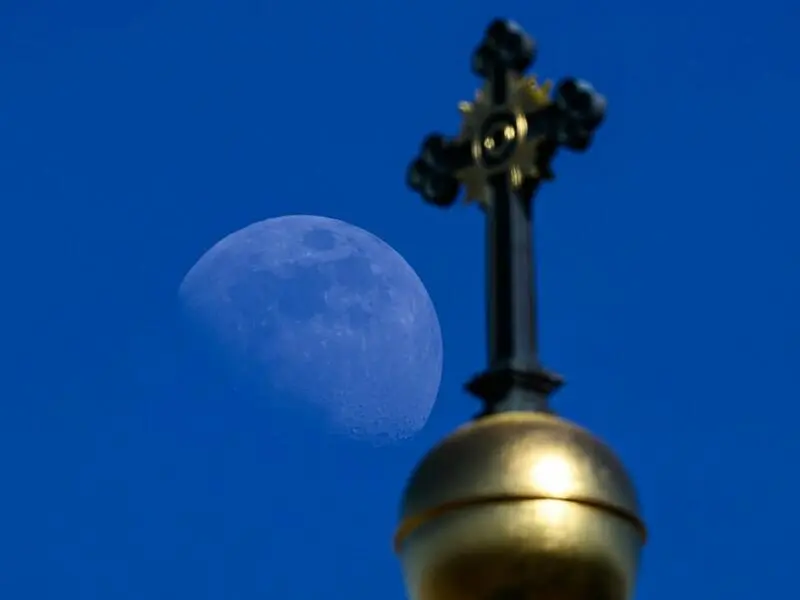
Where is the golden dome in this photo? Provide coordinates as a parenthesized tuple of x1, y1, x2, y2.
(395, 411, 646, 600)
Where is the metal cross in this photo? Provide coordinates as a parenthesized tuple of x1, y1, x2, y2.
(406, 19, 607, 416)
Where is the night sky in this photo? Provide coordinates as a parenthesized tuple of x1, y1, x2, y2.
(2, 0, 799, 598)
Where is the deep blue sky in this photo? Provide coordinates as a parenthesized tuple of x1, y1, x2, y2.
(3, 0, 799, 598)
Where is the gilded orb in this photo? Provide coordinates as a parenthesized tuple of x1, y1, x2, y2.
(394, 412, 646, 600)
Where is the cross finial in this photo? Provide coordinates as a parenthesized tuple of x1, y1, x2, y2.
(406, 19, 607, 416)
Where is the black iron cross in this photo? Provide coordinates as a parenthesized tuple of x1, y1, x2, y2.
(406, 19, 606, 416)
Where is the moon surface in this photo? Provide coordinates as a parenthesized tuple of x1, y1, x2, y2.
(179, 215, 443, 442)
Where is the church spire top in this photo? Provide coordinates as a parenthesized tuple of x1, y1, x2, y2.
(406, 19, 607, 415)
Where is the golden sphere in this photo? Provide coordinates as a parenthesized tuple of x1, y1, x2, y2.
(394, 412, 646, 600)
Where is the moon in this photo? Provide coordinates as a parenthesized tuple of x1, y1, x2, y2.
(179, 215, 443, 442)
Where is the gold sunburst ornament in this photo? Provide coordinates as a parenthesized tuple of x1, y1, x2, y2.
(455, 75, 553, 206)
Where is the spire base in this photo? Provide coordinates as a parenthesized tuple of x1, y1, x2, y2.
(465, 365, 563, 416)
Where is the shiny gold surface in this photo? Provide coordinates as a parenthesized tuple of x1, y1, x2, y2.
(395, 412, 646, 600)
(456, 75, 552, 206)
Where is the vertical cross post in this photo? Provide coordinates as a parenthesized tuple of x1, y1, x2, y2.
(406, 19, 607, 417)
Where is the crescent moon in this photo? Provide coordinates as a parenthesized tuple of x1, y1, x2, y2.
(179, 215, 443, 442)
